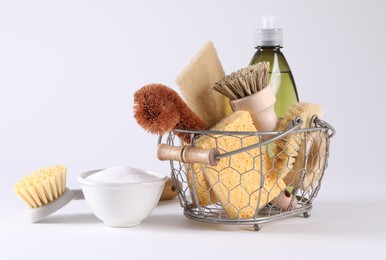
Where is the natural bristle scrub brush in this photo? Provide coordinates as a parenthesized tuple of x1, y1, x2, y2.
(14, 164, 178, 223)
(133, 83, 209, 143)
(274, 102, 324, 179)
(13, 164, 84, 223)
(213, 62, 278, 132)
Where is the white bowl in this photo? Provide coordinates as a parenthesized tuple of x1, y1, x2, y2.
(78, 167, 167, 228)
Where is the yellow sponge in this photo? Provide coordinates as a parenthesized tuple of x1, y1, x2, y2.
(187, 163, 217, 206)
(192, 111, 286, 218)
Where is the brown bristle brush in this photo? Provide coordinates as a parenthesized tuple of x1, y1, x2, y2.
(133, 83, 209, 143)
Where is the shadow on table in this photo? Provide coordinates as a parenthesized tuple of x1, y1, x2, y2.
(36, 213, 100, 224)
(143, 198, 386, 236)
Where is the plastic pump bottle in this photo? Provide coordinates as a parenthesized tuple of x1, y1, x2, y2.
(250, 15, 299, 118)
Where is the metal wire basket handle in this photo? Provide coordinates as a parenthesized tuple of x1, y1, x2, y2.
(157, 116, 335, 165)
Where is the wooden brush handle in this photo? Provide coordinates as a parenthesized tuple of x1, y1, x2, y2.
(159, 177, 179, 201)
(157, 144, 220, 166)
(133, 84, 209, 144)
(230, 85, 278, 132)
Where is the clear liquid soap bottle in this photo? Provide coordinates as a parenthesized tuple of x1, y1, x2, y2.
(250, 15, 299, 118)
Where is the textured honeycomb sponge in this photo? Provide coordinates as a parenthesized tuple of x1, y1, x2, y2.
(191, 111, 285, 218)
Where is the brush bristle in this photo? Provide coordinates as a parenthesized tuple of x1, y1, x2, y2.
(213, 62, 270, 100)
(133, 83, 209, 143)
(13, 165, 67, 208)
(133, 84, 180, 135)
(273, 102, 324, 179)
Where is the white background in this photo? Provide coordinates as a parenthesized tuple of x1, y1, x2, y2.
(1, 0, 385, 259)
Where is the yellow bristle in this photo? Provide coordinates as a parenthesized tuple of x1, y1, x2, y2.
(13, 165, 67, 208)
(21, 187, 38, 208)
(35, 182, 48, 205)
(273, 102, 324, 179)
(14, 187, 34, 208)
(43, 179, 53, 202)
(27, 185, 42, 207)
(49, 175, 58, 199)
(54, 171, 62, 196)
(62, 168, 67, 193)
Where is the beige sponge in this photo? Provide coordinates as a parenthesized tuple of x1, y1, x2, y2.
(192, 111, 286, 218)
(176, 41, 232, 127)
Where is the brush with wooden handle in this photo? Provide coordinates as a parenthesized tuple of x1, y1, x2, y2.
(133, 83, 209, 143)
(213, 61, 279, 133)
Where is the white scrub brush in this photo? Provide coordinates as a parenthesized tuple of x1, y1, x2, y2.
(13, 165, 84, 223)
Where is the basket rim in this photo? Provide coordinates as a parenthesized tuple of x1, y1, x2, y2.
(171, 117, 335, 138)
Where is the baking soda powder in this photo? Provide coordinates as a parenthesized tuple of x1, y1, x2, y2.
(87, 166, 159, 183)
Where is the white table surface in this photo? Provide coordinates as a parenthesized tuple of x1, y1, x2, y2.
(2, 195, 385, 260)
(1, 1, 386, 259)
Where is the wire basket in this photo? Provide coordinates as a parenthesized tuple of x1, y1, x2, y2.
(157, 116, 335, 231)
